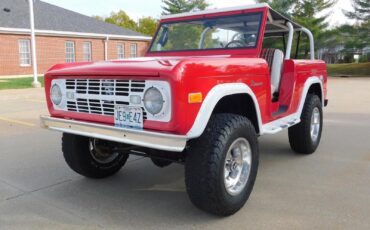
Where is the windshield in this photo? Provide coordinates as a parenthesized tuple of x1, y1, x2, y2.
(149, 12, 263, 53)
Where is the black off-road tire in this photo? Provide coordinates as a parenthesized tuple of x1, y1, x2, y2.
(62, 133, 129, 179)
(288, 94, 323, 154)
(185, 114, 259, 216)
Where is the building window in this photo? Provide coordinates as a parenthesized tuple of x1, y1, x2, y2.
(117, 44, 125, 59)
(130, 43, 137, 58)
(18, 39, 31, 66)
(65, 41, 75, 63)
(83, 42, 92, 61)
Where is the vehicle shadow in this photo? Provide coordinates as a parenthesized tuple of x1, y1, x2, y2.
(37, 132, 309, 228)
(27, 109, 370, 228)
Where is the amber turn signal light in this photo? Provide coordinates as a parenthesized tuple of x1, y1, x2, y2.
(188, 93, 203, 104)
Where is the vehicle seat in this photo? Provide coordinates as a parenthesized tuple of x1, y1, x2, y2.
(260, 48, 284, 96)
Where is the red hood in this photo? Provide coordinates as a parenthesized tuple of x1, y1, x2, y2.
(46, 57, 197, 77)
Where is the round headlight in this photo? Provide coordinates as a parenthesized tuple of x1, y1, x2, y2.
(143, 87, 164, 115)
(51, 84, 63, 106)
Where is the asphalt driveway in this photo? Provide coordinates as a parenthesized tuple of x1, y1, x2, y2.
(0, 77, 369, 229)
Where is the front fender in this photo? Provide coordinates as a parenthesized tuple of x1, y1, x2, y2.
(186, 83, 263, 138)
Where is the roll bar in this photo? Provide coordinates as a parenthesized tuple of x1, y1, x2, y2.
(285, 22, 315, 60)
(300, 27, 315, 60)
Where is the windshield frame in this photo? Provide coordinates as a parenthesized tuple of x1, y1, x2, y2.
(147, 11, 264, 54)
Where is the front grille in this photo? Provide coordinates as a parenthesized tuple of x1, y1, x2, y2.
(65, 79, 147, 119)
(66, 79, 145, 95)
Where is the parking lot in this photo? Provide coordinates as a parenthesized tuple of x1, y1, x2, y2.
(0, 77, 369, 229)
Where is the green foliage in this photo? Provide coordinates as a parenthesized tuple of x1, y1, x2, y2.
(293, 0, 336, 55)
(327, 62, 370, 76)
(0, 77, 44, 90)
(93, 15, 105, 21)
(257, 0, 298, 18)
(322, 21, 369, 63)
(104, 10, 138, 31)
(336, 22, 370, 50)
(153, 23, 215, 51)
(166, 24, 203, 50)
(343, 0, 370, 22)
(257, 0, 337, 57)
(158, 0, 210, 51)
(359, 53, 370, 63)
(95, 11, 159, 36)
(162, 0, 209, 15)
(137, 17, 159, 36)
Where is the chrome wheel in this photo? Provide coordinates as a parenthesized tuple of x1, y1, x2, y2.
(310, 107, 321, 143)
(224, 138, 252, 196)
(89, 139, 120, 164)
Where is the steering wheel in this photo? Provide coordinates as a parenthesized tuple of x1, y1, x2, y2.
(225, 40, 246, 48)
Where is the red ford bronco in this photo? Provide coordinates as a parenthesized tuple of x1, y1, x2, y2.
(41, 3, 328, 216)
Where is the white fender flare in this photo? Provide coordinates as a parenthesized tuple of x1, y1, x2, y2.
(297, 76, 324, 115)
(186, 83, 263, 139)
(186, 77, 324, 139)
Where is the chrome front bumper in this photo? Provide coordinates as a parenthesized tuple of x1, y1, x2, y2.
(40, 116, 187, 152)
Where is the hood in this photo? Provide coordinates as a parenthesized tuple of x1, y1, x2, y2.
(46, 57, 188, 77)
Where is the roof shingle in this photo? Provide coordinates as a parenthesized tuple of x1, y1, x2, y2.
(0, 0, 146, 37)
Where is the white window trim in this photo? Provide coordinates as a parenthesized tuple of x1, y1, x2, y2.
(130, 43, 138, 58)
(117, 43, 125, 59)
(65, 41, 76, 63)
(18, 39, 31, 67)
(83, 41, 92, 62)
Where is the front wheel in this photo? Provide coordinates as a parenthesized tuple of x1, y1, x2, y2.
(185, 114, 259, 216)
(62, 134, 129, 179)
(289, 94, 323, 154)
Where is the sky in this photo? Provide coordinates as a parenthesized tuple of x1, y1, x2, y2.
(42, 0, 355, 28)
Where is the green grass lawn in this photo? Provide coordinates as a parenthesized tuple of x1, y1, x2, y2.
(327, 62, 370, 77)
(0, 77, 44, 90)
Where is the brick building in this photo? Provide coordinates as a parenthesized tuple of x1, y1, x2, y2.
(0, 0, 152, 76)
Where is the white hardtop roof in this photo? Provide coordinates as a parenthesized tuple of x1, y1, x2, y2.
(161, 3, 303, 31)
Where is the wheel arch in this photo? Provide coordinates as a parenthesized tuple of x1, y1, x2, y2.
(298, 77, 324, 116)
(308, 83, 323, 103)
(212, 94, 260, 134)
(186, 83, 263, 139)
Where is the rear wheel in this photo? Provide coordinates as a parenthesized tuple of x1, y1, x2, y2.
(62, 133, 129, 178)
(185, 114, 259, 216)
(289, 94, 323, 154)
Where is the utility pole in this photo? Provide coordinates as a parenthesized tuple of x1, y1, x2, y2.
(28, 0, 41, 88)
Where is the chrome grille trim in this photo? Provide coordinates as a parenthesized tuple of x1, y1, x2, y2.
(64, 79, 147, 119)
(65, 79, 145, 96)
(51, 79, 172, 122)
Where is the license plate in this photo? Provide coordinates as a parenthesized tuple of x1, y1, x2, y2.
(114, 106, 143, 129)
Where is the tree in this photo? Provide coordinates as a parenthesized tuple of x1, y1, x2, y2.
(343, 0, 370, 22)
(287, 0, 336, 58)
(93, 15, 105, 21)
(104, 10, 138, 31)
(257, 0, 298, 18)
(293, 0, 337, 56)
(162, 0, 209, 15)
(257, 0, 336, 58)
(330, 22, 370, 62)
(137, 17, 159, 36)
(159, 0, 210, 51)
(95, 12, 159, 37)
